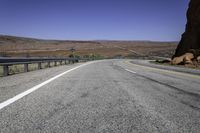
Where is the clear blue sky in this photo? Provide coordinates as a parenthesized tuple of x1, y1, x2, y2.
(0, 0, 188, 41)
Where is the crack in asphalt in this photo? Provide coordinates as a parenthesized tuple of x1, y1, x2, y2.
(131, 73, 200, 111)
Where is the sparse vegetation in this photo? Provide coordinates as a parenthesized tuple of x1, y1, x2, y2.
(0, 62, 70, 77)
(0, 66, 2, 76)
(0, 35, 177, 58)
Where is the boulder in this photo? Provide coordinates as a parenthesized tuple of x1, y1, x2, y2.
(171, 53, 194, 65)
(183, 55, 193, 64)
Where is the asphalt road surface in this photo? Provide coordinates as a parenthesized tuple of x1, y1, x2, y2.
(0, 59, 200, 133)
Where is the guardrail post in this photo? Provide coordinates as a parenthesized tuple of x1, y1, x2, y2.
(59, 61, 62, 65)
(54, 61, 57, 66)
(38, 62, 42, 69)
(3, 65, 9, 76)
(47, 62, 50, 67)
(24, 63, 28, 72)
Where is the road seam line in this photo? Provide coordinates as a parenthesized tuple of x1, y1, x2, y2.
(125, 69, 137, 74)
(0, 62, 93, 110)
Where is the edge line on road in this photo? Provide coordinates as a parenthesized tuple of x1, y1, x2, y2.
(0, 62, 93, 110)
(124, 60, 200, 79)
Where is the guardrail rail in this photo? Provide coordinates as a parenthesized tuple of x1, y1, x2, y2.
(0, 57, 88, 76)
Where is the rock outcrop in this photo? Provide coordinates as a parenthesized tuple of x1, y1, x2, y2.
(172, 0, 200, 65)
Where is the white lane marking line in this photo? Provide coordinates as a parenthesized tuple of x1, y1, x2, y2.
(0, 62, 93, 110)
(125, 69, 137, 74)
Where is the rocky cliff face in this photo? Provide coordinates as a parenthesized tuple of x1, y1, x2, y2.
(172, 0, 200, 65)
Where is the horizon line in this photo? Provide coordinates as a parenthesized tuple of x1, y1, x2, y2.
(0, 34, 179, 43)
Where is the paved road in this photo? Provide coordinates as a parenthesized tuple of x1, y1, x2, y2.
(0, 59, 200, 132)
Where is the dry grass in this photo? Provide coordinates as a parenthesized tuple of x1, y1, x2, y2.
(0, 62, 69, 77)
(8, 64, 38, 75)
(0, 66, 2, 76)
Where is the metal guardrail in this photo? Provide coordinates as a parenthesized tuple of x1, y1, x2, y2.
(0, 57, 88, 76)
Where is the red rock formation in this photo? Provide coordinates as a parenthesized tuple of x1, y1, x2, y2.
(172, 0, 200, 65)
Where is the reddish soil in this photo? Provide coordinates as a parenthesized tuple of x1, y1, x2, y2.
(0, 35, 177, 58)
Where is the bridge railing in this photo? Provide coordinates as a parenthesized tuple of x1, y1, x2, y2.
(0, 57, 89, 76)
